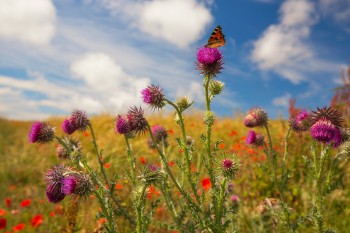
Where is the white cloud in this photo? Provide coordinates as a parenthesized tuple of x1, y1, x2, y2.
(319, 0, 350, 32)
(0, 0, 56, 45)
(272, 93, 291, 107)
(251, 0, 320, 83)
(88, 0, 213, 48)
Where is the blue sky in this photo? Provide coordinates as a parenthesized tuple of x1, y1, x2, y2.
(0, 0, 349, 120)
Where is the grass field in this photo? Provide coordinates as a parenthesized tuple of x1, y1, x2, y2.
(0, 113, 349, 233)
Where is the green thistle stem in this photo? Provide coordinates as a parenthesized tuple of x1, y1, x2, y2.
(165, 99, 201, 205)
(125, 136, 136, 186)
(136, 185, 147, 233)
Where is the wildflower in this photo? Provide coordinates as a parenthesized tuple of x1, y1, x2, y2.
(115, 184, 123, 190)
(62, 110, 90, 134)
(61, 176, 77, 195)
(127, 106, 148, 135)
(201, 178, 211, 191)
(45, 165, 68, 203)
(31, 214, 43, 227)
(20, 199, 31, 208)
(139, 164, 164, 186)
(0, 209, 5, 216)
(209, 80, 224, 95)
(139, 156, 146, 164)
(151, 125, 168, 143)
(175, 96, 193, 112)
(115, 115, 131, 134)
(56, 137, 81, 160)
(244, 108, 268, 128)
(104, 163, 111, 169)
(28, 122, 55, 144)
(5, 198, 11, 208)
(310, 107, 343, 144)
(339, 141, 350, 157)
(220, 157, 240, 178)
(246, 130, 265, 146)
(0, 218, 6, 230)
(13, 223, 25, 231)
(289, 110, 310, 132)
(141, 85, 166, 109)
(203, 111, 216, 126)
(196, 47, 223, 77)
(230, 195, 239, 202)
(227, 182, 234, 193)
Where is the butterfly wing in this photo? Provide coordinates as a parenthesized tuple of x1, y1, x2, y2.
(206, 25, 226, 48)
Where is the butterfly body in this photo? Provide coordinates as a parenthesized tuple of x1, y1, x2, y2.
(206, 25, 226, 48)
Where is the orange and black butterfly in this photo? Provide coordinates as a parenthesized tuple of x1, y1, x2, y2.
(206, 25, 226, 48)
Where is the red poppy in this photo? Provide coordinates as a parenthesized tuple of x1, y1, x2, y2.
(168, 129, 174, 135)
(8, 185, 16, 191)
(20, 199, 31, 208)
(98, 218, 107, 224)
(168, 161, 175, 167)
(104, 163, 110, 169)
(139, 156, 146, 164)
(83, 132, 89, 137)
(5, 198, 11, 208)
(191, 164, 196, 173)
(218, 143, 225, 149)
(201, 178, 211, 191)
(0, 218, 6, 230)
(31, 214, 43, 227)
(229, 130, 238, 136)
(49, 211, 55, 217)
(0, 209, 6, 216)
(147, 186, 156, 199)
(156, 207, 163, 216)
(178, 148, 184, 153)
(115, 184, 123, 190)
(13, 223, 25, 231)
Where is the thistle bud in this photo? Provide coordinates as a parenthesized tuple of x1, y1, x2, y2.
(175, 96, 193, 112)
(244, 108, 268, 128)
(139, 164, 164, 186)
(56, 137, 81, 160)
(246, 130, 265, 147)
(204, 111, 216, 126)
(209, 80, 224, 96)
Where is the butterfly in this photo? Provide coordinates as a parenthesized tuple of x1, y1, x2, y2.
(206, 25, 226, 48)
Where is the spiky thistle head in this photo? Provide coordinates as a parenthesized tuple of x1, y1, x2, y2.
(139, 164, 164, 186)
(175, 96, 193, 112)
(56, 137, 81, 160)
(196, 46, 223, 77)
(289, 110, 310, 132)
(246, 130, 265, 147)
(45, 165, 69, 203)
(62, 173, 91, 197)
(29, 122, 55, 144)
(127, 106, 148, 135)
(141, 85, 166, 110)
(151, 125, 168, 143)
(209, 80, 224, 96)
(244, 108, 268, 128)
(309, 107, 343, 144)
(215, 153, 240, 179)
(62, 110, 90, 134)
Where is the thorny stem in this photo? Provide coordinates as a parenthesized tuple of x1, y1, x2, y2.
(146, 123, 208, 229)
(88, 124, 109, 185)
(136, 185, 147, 233)
(165, 99, 201, 205)
(125, 136, 136, 186)
(160, 183, 182, 232)
(203, 75, 218, 229)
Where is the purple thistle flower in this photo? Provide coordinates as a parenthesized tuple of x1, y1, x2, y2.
(115, 115, 131, 134)
(331, 128, 342, 148)
(290, 110, 310, 132)
(45, 165, 67, 203)
(127, 106, 148, 135)
(197, 47, 222, 64)
(196, 47, 223, 77)
(244, 108, 268, 128)
(222, 159, 233, 170)
(246, 130, 257, 145)
(310, 107, 343, 144)
(28, 121, 55, 144)
(141, 85, 166, 110)
(62, 176, 77, 195)
(46, 184, 65, 203)
(151, 125, 168, 143)
(310, 119, 338, 143)
(230, 195, 239, 202)
(61, 119, 77, 135)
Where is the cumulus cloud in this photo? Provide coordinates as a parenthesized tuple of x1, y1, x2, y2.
(0, 0, 56, 45)
(251, 0, 318, 83)
(88, 0, 213, 48)
(0, 53, 150, 119)
(272, 93, 291, 107)
(319, 0, 350, 32)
